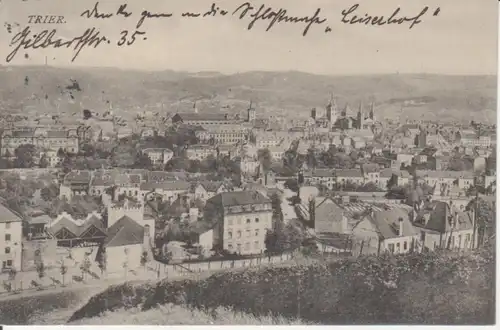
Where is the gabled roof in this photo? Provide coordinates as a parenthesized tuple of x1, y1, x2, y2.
(0, 203, 23, 223)
(207, 191, 271, 207)
(48, 216, 82, 237)
(197, 181, 224, 193)
(415, 201, 474, 233)
(362, 208, 417, 239)
(104, 216, 144, 247)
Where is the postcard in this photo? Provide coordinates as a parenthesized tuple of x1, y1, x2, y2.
(0, 0, 496, 326)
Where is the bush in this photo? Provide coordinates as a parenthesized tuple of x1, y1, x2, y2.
(70, 248, 494, 325)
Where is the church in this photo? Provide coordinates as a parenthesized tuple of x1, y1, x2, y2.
(309, 94, 376, 131)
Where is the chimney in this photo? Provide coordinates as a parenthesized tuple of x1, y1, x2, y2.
(398, 217, 404, 236)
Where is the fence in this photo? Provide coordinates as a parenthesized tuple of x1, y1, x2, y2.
(0, 252, 296, 297)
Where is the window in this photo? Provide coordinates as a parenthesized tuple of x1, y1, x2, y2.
(244, 242, 250, 251)
(466, 234, 471, 242)
(228, 244, 233, 250)
(246, 230, 251, 238)
(4, 247, 10, 254)
(228, 219, 233, 226)
(396, 242, 400, 252)
(255, 218, 259, 223)
(246, 218, 251, 224)
(237, 231, 241, 238)
(237, 244, 242, 252)
(254, 241, 259, 249)
(5, 234, 11, 241)
(403, 241, 407, 250)
(255, 229, 259, 236)
(388, 243, 395, 253)
(6, 260, 12, 267)
(237, 219, 242, 225)
(5, 222, 10, 229)
(228, 231, 232, 239)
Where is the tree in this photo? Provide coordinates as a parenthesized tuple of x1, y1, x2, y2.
(13, 144, 36, 168)
(80, 254, 92, 280)
(36, 262, 45, 281)
(386, 175, 398, 190)
(257, 148, 272, 173)
(41, 184, 60, 202)
(60, 260, 68, 286)
(140, 251, 149, 271)
(284, 178, 299, 193)
(97, 250, 107, 275)
(39, 153, 49, 168)
(133, 152, 153, 170)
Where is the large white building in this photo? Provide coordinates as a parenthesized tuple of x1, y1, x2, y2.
(0, 204, 23, 271)
(205, 191, 273, 255)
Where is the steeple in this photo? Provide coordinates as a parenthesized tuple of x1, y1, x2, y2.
(357, 101, 364, 129)
(369, 101, 375, 120)
(247, 100, 256, 122)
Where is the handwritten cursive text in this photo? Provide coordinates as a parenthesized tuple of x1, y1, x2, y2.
(341, 4, 432, 29)
(6, 26, 108, 63)
(233, 2, 326, 36)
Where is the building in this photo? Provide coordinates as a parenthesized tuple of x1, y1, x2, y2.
(0, 204, 23, 271)
(351, 208, 419, 255)
(1, 127, 79, 156)
(335, 169, 365, 186)
(204, 191, 273, 255)
(193, 181, 229, 202)
(142, 148, 174, 165)
(195, 125, 248, 145)
(59, 170, 92, 200)
(185, 144, 216, 161)
(412, 201, 476, 251)
(171, 113, 240, 128)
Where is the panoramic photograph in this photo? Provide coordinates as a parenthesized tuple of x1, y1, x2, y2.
(0, 0, 497, 325)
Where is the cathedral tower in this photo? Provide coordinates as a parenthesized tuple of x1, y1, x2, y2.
(357, 101, 364, 130)
(326, 93, 338, 126)
(247, 101, 256, 122)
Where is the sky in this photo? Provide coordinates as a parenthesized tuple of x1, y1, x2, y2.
(0, 0, 497, 75)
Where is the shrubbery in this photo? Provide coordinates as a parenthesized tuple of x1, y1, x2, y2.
(70, 247, 494, 325)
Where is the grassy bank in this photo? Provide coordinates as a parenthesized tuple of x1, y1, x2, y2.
(69, 247, 494, 325)
(69, 304, 309, 325)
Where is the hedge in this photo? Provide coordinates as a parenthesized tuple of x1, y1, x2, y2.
(69, 247, 494, 325)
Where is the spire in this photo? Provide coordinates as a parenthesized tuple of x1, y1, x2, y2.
(369, 101, 375, 120)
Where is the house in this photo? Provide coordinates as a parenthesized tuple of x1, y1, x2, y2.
(0, 203, 23, 271)
(102, 216, 145, 274)
(140, 181, 191, 203)
(335, 169, 364, 186)
(204, 191, 273, 255)
(193, 181, 228, 202)
(415, 170, 474, 193)
(185, 144, 216, 161)
(142, 148, 174, 165)
(351, 208, 419, 255)
(59, 170, 92, 200)
(396, 153, 414, 167)
(303, 169, 336, 189)
(411, 201, 476, 251)
(361, 163, 380, 185)
(306, 197, 351, 235)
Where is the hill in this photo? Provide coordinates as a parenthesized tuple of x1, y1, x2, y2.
(0, 66, 496, 123)
(68, 249, 494, 325)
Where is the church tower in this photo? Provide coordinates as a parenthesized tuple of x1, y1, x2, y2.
(247, 101, 256, 122)
(357, 101, 364, 130)
(369, 101, 375, 121)
(326, 93, 338, 126)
